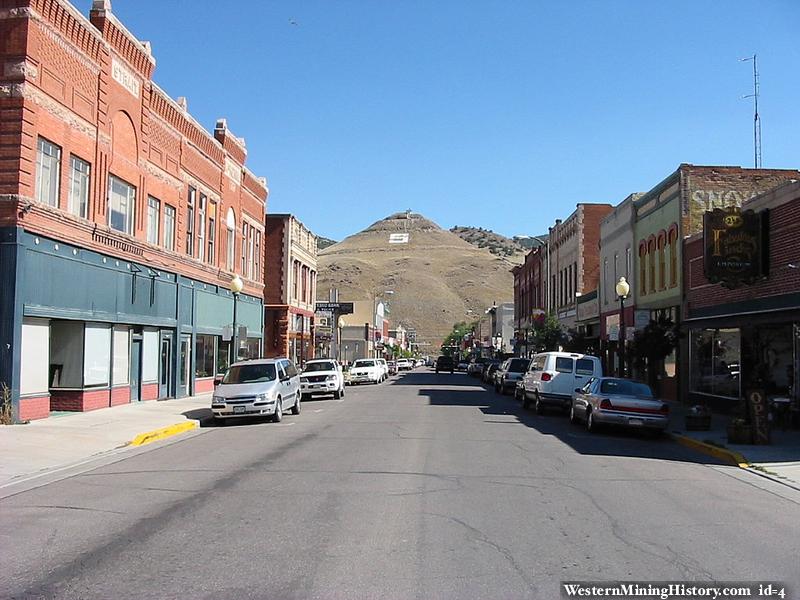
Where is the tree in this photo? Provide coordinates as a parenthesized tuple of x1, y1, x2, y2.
(441, 320, 477, 356)
(529, 313, 565, 353)
(630, 315, 679, 393)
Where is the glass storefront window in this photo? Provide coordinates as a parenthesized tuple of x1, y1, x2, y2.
(691, 328, 740, 399)
(244, 338, 260, 360)
(195, 335, 216, 378)
(217, 339, 231, 375)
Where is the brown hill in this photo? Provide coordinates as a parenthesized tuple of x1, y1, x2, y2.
(317, 212, 514, 349)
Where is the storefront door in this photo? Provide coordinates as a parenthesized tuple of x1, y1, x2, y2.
(179, 334, 191, 397)
(130, 336, 142, 402)
(159, 333, 173, 399)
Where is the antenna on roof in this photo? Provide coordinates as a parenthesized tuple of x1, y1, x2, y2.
(740, 54, 762, 169)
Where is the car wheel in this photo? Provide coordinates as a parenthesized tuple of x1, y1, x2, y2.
(586, 409, 599, 433)
(534, 393, 544, 415)
(214, 417, 227, 427)
(272, 398, 283, 423)
(522, 392, 531, 409)
(494, 382, 501, 393)
(291, 395, 301, 415)
(569, 404, 579, 425)
(333, 388, 341, 399)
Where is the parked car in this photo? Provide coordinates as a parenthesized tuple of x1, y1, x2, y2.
(456, 361, 469, 371)
(482, 361, 501, 383)
(435, 355, 455, 373)
(300, 359, 345, 400)
(494, 357, 530, 395)
(212, 358, 301, 423)
(387, 361, 398, 375)
(467, 357, 488, 377)
(397, 358, 413, 371)
(570, 377, 669, 434)
(521, 352, 603, 414)
(349, 358, 384, 384)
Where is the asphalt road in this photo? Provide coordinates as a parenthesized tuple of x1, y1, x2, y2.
(2, 370, 799, 600)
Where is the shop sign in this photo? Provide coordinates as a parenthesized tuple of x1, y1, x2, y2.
(315, 301, 354, 315)
(746, 389, 771, 445)
(634, 310, 651, 330)
(576, 297, 599, 322)
(606, 314, 619, 341)
(704, 207, 767, 289)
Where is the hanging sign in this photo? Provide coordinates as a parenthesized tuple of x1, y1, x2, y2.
(704, 207, 768, 289)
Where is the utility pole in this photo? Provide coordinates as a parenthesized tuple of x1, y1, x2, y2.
(741, 54, 762, 169)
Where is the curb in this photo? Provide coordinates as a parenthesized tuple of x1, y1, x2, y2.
(128, 421, 198, 447)
(669, 432, 749, 468)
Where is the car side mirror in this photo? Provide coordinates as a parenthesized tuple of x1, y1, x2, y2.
(214, 377, 223, 387)
(575, 388, 583, 393)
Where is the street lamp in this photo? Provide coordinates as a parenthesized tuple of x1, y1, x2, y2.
(230, 274, 244, 364)
(615, 276, 630, 377)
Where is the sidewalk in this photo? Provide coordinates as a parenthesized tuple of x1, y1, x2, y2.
(0, 395, 213, 488)
(668, 401, 800, 490)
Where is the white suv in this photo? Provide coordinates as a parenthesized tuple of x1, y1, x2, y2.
(521, 352, 603, 414)
(349, 358, 383, 384)
(300, 359, 345, 399)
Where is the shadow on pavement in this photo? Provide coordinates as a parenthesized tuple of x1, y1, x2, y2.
(412, 371, 728, 466)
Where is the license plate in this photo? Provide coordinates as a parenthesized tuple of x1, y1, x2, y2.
(234, 406, 246, 414)
(629, 418, 643, 426)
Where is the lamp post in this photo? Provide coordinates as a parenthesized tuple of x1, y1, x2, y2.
(615, 276, 630, 378)
(230, 274, 244, 364)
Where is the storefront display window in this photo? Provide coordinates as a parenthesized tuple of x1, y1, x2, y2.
(217, 338, 231, 375)
(690, 328, 740, 399)
(742, 325, 794, 398)
(195, 335, 216, 378)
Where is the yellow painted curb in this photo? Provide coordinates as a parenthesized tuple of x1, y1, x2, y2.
(671, 433, 749, 468)
(128, 421, 198, 447)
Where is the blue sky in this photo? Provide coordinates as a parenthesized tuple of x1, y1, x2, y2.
(76, 1, 799, 241)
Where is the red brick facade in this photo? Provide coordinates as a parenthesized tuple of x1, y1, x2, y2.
(0, 0, 268, 297)
(18, 395, 50, 420)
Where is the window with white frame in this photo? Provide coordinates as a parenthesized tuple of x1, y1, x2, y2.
(163, 204, 176, 250)
(147, 197, 160, 245)
(186, 187, 195, 255)
(254, 230, 261, 282)
(36, 137, 61, 207)
(68, 155, 90, 218)
(84, 323, 112, 387)
(207, 201, 216, 265)
(197, 193, 206, 261)
(247, 224, 255, 279)
(108, 175, 136, 235)
(241, 222, 249, 275)
(226, 208, 236, 271)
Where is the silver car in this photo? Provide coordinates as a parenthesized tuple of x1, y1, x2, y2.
(212, 358, 301, 423)
(570, 377, 669, 434)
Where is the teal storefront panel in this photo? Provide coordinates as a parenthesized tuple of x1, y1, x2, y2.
(195, 289, 262, 337)
(22, 245, 178, 325)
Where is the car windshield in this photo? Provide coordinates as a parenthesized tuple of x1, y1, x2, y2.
(353, 360, 375, 367)
(304, 362, 336, 372)
(599, 379, 654, 397)
(508, 359, 529, 372)
(222, 363, 277, 384)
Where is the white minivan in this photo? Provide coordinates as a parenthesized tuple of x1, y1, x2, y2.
(521, 352, 602, 414)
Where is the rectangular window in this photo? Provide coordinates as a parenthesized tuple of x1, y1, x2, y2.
(195, 334, 216, 378)
(658, 245, 666, 290)
(241, 222, 248, 274)
(649, 251, 656, 293)
(207, 206, 216, 265)
(555, 357, 574, 373)
(146, 197, 160, 244)
(36, 137, 61, 207)
(68, 155, 90, 218)
(603, 259, 609, 305)
(186, 187, 195, 255)
(226, 226, 235, 271)
(84, 323, 112, 387)
(112, 326, 130, 385)
(639, 252, 647, 296)
(613, 253, 618, 288)
(108, 175, 136, 235)
(254, 231, 261, 282)
(690, 328, 741, 399)
(163, 204, 176, 250)
(247, 225, 255, 279)
(575, 358, 595, 376)
(626, 247, 632, 279)
(669, 239, 678, 288)
(217, 338, 232, 375)
(197, 194, 206, 261)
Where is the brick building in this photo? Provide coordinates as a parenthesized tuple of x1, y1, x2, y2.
(633, 164, 800, 400)
(0, 0, 268, 421)
(512, 238, 547, 356)
(548, 203, 613, 331)
(264, 214, 317, 366)
(682, 180, 800, 415)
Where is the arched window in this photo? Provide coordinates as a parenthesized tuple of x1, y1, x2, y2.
(648, 237, 657, 293)
(226, 208, 236, 272)
(668, 224, 679, 288)
(638, 242, 647, 296)
(657, 230, 667, 290)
